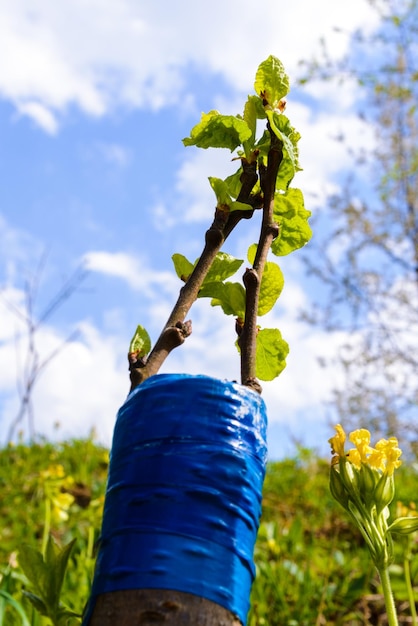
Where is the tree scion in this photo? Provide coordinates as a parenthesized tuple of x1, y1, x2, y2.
(129, 55, 311, 394)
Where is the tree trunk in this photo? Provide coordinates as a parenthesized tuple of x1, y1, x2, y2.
(87, 589, 242, 625)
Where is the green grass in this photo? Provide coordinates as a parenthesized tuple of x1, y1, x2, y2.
(0, 438, 108, 625)
(0, 439, 416, 625)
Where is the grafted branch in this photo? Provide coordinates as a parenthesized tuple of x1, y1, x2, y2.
(129, 161, 259, 391)
(239, 126, 283, 392)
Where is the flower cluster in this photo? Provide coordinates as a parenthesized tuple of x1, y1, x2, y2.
(328, 425, 409, 569)
(40, 464, 75, 523)
(330, 425, 402, 475)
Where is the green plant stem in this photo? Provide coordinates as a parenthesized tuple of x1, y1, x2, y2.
(377, 565, 399, 626)
(87, 526, 95, 561)
(42, 498, 51, 558)
(404, 553, 418, 626)
(0, 590, 31, 626)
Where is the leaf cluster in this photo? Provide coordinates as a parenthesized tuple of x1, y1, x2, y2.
(130, 56, 312, 384)
(183, 57, 305, 206)
(19, 537, 80, 625)
(172, 249, 289, 380)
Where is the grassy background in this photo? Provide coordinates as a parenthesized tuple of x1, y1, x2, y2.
(0, 438, 417, 625)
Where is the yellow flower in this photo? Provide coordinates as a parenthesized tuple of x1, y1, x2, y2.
(375, 437, 402, 475)
(39, 463, 76, 524)
(41, 464, 65, 480)
(328, 424, 406, 570)
(346, 448, 362, 468)
(329, 426, 402, 476)
(328, 424, 346, 459)
(51, 492, 75, 523)
(349, 429, 373, 462)
(367, 448, 386, 472)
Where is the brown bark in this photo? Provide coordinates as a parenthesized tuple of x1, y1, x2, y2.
(87, 589, 242, 626)
(239, 125, 282, 388)
(128, 160, 260, 393)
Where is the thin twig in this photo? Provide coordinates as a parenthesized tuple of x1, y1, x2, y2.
(5, 260, 86, 443)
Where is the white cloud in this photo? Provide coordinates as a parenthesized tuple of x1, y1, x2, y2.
(83, 250, 178, 297)
(291, 100, 376, 208)
(16, 101, 58, 134)
(0, 283, 128, 445)
(30, 321, 128, 444)
(175, 148, 234, 223)
(0, 314, 128, 445)
(0, 0, 379, 131)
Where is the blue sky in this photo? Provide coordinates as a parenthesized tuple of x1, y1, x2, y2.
(0, 0, 379, 457)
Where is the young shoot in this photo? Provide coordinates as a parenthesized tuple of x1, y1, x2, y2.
(128, 55, 312, 393)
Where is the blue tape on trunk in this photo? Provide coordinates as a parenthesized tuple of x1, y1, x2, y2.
(84, 374, 267, 625)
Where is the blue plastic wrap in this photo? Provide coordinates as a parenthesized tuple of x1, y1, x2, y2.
(84, 373, 267, 625)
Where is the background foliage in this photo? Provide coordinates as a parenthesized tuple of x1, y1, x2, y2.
(0, 438, 416, 625)
(301, 0, 418, 455)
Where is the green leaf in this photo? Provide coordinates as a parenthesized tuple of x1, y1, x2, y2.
(44, 537, 60, 608)
(208, 177, 252, 212)
(57, 607, 82, 624)
(22, 591, 49, 617)
(267, 111, 302, 189)
(199, 281, 246, 318)
(172, 253, 194, 281)
(255, 328, 289, 380)
(254, 55, 290, 108)
(247, 243, 257, 266)
(254, 129, 272, 157)
(173, 252, 243, 285)
(203, 252, 243, 283)
(129, 325, 151, 357)
(329, 466, 350, 511)
(259, 262, 284, 315)
(182, 110, 252, 152)
(388, 516, 418, 535)
(225, 168, 261, 207)
(224, 169, 244, 199)
(252, 94, 268, 120)
(20, 538, 78, 625)
(208, 177, 233, 211)
(45, 537, 76, 609)
(272, 188, 312, 256)
(242, 95, 266, 156)
(243, 96, 258, 143)
(18, 544, 48, 600)
(0, 590, 31, 626)
(247, 244, 284, 315)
